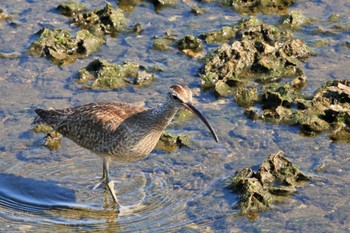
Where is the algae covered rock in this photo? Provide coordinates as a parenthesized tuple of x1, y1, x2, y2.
(201, 26, 236, 44)
(57, 2, 86, 16)
(249, 80, 350, 140)
(77, 59, 155, 89)
(234, 87, 259, 108)
(156, 132, 191, 152)
(32, 123, 62, 151)
(228, 151, 310, 217)
(28, 28, 104, 65)
(200, 17, 311, 92)
(282, 11, 314, 30)
(178, 35, 204, 58)
(152, 31, 178, 51)
(70, 2, 127, 37)
(225, 0, 295, 15)
(152, 0, 178, 12)
(43, 132, 62, 151)
(201, 40, 256, 90)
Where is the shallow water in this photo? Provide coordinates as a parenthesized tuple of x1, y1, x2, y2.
(0, 0, 350, 232)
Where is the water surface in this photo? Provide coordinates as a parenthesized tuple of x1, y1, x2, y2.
(0, 0, 349, 232)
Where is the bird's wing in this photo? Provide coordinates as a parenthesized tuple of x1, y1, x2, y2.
(56, 102, 146, 135)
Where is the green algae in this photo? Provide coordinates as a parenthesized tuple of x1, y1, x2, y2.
(228, 151, 310, 218)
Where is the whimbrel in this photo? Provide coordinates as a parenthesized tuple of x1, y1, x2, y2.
(34, 85, 218, 206)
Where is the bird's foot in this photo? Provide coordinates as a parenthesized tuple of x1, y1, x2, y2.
(92, 178, 105, 190)
(107, 180, 120, 205)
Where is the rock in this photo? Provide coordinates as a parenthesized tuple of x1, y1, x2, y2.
(77, 59, 156, 89)
(28, 28, 104, 65)
(228, 151, 310, 216)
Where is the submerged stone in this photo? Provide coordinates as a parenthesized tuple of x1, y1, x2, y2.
(152, 31, 178, 51)
(191, 5, 205, 15)
(133, 23, 144, 35)
(0, 52, 20, 59)
(118, 0, 143, 12)
(28, 28, 104, 65)
(228, 151, 310, 217)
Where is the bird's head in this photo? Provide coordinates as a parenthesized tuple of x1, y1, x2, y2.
(168, 84, 218, 143)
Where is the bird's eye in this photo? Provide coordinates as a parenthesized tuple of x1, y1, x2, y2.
(172, 95, 179, 100)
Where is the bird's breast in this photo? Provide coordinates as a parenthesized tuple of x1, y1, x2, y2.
(97, 128, 163, 163)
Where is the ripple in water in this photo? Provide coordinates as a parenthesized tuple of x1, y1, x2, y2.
(0, 146, 231, 232)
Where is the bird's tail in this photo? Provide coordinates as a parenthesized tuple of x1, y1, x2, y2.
(34, 108, 65, 126)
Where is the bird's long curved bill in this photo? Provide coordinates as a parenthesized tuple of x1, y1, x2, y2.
(184, 103, 219, 142)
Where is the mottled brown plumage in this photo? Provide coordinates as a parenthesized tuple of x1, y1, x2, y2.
(35, 85, 218, 206)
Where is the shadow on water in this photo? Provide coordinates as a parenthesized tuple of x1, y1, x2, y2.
(0, 173, 120, 227)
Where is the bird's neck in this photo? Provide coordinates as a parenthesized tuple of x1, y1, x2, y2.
(148, 101, 179, 130)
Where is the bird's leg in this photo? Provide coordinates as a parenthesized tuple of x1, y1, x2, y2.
(92, 166, 105, 190)
(103, 157, 120, 205)
(92, 157, 112, 190)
